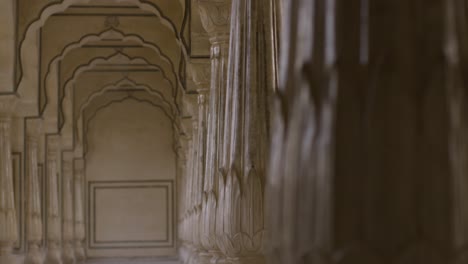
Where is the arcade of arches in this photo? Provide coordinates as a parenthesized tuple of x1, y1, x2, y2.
(1, 0, 468, 264)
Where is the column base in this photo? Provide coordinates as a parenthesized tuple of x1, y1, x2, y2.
(226, 256, 265, 264)
(0, 254, 23, 264)
(210, 251, 227, 264)
(198, 251, 212, 264)
(0, 245, 23, 264)
(62, 242, 75, 264)
(188, 247, 201, 264)
(25, 244, 44, 264)
(45, 243, 62, 264)
(74, 242, 85, 264)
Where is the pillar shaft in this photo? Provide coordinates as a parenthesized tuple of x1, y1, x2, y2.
(62, 154, 74, 264)
(216, 0, 274, 263)
(267, 0, 468, 263)
(73, 160, 85, 264)
(45, 136, 62, 264)
(0, 98, 19, 264)
(25, 120, 43, 264)
(196, 1, 232, 262)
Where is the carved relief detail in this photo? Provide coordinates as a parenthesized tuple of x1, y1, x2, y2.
(215, 0, 273, 262)
(190, 60, 212, 89)
(197, 0, 232, 38)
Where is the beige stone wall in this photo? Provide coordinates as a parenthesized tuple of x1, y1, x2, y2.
(85, 99, 176, 258)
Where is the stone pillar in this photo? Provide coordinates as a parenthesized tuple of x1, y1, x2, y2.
(177, 135, 188, 262)
(0, 98, 19, 264)
(180, 133, 194, 264)
(73, 160, 85, 264)
(25, 119, 44, 264)
(45, 136, 62, 264)
(446, 0, 468, 259)
(267, 0, 468, 263)
(196, 1, 231, 263)
(216, 0, 274, 263)
(61, 153, 74, 264)
(187, 119, 199, 264)
(190, 61, 211, 264)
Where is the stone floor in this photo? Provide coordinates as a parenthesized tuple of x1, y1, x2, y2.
(85, 257, 181, 264)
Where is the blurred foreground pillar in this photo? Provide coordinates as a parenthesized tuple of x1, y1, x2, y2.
(268, 0, 468, 263)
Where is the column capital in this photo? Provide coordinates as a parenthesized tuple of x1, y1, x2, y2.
(189, 60, 211, 90)
(26, 119, 43, 139)
(47, 135, 61, 158)
(198, 89, 209, 106)
(197, 0, 232, 41)
(62, 152, 74, 177)
(0, 96, 17, 120)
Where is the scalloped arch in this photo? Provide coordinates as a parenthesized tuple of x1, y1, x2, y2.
(60, 52, 178, 132)
(43, 28, 183, 110)
(82, 95, 181, 157)
(17, 0, 189, 103)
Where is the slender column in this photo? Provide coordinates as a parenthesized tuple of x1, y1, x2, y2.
(45, 136, 62, 264)
(25, 120, 44, 264)
(217, 0, 274, 263)
(0, 98, 19, 264)
(196, 1, 231, 263)
(187, 120, 199, 264)
(446, 0, 468, 259)
(190, 61, 211, 264)
(267, 0, 468, 263)
(180, 134, 194, 264)
(61, 154, 74, 264)
(73, 160, 85, 264)
(177, 136, 189, 263)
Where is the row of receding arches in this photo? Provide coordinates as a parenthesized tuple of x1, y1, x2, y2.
(14, 0, 193, 160)
(3, 0, 200, 258)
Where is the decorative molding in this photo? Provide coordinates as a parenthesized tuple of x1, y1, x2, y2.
(189, 60, 211, 90)
(0, 96, 17, 119)
(88, 180, 175, 250)
(197, 0, 232, 39)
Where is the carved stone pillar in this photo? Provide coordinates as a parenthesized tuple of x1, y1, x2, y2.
(187, 119, 200, 264)
(0, 98, 19, 264)
(177, 135, 187, 260)
(180, 134, 194, 264)
(25, 119, 44, 264)
(446, 0, 468, 260)
(196, 1, 231, 263)
(216, 0, 274, 263)
(190, 61, 211, 264)
(45, 136, 62, 264)
(73, 160, 85, 264)
(267, 0, 468, 263)
(61, 154, 74, 264)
